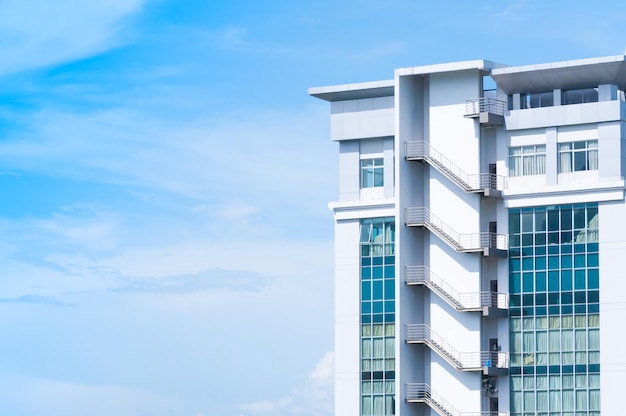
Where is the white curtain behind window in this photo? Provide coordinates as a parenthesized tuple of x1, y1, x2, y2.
(588, 140, 598, 170)
(509, 147, 522, 176)
(559, 143, 572, 173)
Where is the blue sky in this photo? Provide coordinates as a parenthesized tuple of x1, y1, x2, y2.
(1, 0, 626, 415)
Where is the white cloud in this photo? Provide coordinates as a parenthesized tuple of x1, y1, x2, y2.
(238, 352, 334, 416)
(310, 351, 334, 380)
(0, 0, 145, 75)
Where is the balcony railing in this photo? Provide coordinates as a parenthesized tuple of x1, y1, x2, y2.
(405, 141, 506, 193)
(406, 383, 458, 416)
(465, 97, 507, 116)
(405, 207, 508, 253)
(405, 324, 509, 371)
(406, 383, 511, 416)
(405, 265, 509, 310)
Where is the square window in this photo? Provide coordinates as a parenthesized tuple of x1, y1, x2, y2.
(361, 158, 384, 188)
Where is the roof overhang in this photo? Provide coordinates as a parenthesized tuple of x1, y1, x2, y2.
(492, 55, 626, 94)
(395, 59, 505, 77)
(308, 80, 394, 102)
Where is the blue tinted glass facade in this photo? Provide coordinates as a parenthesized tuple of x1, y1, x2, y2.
(509, 205, 600, 416)
(360, 217, 395, 415)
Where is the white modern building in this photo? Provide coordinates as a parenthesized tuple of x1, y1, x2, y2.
(309, 55, 626, 416)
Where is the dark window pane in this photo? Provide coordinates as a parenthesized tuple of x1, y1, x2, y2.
(548, 210, 560, 231)
(510, 259, 521, 272)
(522, 212, 534, 232)
(561, 255, 572, 268)
(362, 282, 371, 300)
(535, 233, 546, 245)
(535, 211, 547, 231)
(523, 273, 534, 292)
(574, 151, 586, 171)
(561, 291, 572, 304)
(384, 279, 395, 300)
(384, 265, 395, 278)
(535, 256, 546, 270)
(373, 267, 383, 279)
(575, 270, 586, 290)
(548, 256, 559, 269)
(548, 271, 559, 291)
(588, 269, 599, 289)
(523, 258, 534, 270)
(561, 270, 572, 290)
(548, 293, 560, 304)
(373, 281, 383, 299)
(561, 208, 572, 230)
(536, 272, 546, 291)
(535, 293, 546, 305)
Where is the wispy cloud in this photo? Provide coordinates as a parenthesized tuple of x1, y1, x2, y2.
(203, 26, 248, 50)
(0, 0, 146, 75)
(112, 268, 272, 294)
(0, 295, 72, 307)
(491, 0, 530, 19)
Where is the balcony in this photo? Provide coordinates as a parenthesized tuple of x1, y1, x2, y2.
(405, 324, 509, 375)
(465, 97, 506, 126)
(405, 207, 508, 257)
(405, 265, 508, 317)
(405, 141, 505, 197)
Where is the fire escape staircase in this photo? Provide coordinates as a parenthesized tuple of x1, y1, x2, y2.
(405, 265, 508, 316)
(404, 141, 506, 198)
(405, 207, 508, 257)
(406, 383, 510, 416)
(405, 324, 509, 375)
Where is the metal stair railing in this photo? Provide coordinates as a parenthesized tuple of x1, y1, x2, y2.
(405, 265, 509, 310)
(405, 141, 506, 192)
(406, 383, 458, 416)
(465, 97, 507, 116)
(405, 324, 509, 371)
(406, 383, 511, 416)
(405, 207, 508, 252)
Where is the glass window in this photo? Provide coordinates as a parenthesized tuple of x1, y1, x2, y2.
(509, 204, 600, 415)
(361, 158, 384, 188)
(521, 91, 554, 108)
(562, 88, 599, 105)
(360, 217, 395, 415)
(559, 140, 598, 173)
(509, 145, 546, 177)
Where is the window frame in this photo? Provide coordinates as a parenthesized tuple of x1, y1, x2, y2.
(521, 91, 554, 109)
(562, 88, 599, 105)
(361, 157, 384, 188)
(558, 140, 598, 173)
(509, 144, 547, 177)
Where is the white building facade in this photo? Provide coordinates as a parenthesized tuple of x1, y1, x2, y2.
(309, 55, 626, 416)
